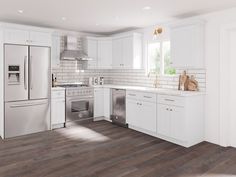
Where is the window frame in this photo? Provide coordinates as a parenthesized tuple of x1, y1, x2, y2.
(147, 40, 174, 76)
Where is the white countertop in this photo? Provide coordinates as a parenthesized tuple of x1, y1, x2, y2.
(93, 84, 205, 97)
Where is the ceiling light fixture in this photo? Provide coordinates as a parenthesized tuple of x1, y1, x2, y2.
(18, 10, 24, 14)
(62, 17, 66, 21)
(153, 27, 163, 40)
(143, 6, 151, 10)
(95, 23, 100, 26)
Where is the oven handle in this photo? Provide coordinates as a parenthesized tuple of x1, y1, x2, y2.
(66, 96, 94, 101)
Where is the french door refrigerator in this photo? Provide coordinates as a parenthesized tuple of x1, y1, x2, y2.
(4, 44, 50, 138)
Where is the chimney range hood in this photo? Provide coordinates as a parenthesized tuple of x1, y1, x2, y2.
(60, 36, 91, 61)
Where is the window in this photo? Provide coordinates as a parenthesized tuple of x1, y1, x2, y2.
(148, 41, 176, 75)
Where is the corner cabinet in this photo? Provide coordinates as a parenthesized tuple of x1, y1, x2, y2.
(83, 37, 112, 69)
(170, 20, 205, 68)
(112, 33, 143, 69)
(4, 28, 52, 46)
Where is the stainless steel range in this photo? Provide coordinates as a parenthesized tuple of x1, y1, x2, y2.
(59, 83, 94, 123)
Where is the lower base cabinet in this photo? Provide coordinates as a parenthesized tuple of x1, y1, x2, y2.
(126, 90, 204, 148)
(51, 89, 65, 129)
(126, 91, 157, 134)
(94, 88, 111, 120)
(127, 99, 156, 133)
(157, 104, 185, 142)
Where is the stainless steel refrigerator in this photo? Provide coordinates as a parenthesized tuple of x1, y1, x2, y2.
(4, 44, 50, 138)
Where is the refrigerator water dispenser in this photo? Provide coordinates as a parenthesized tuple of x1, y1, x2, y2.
(8, 65, 20, 85)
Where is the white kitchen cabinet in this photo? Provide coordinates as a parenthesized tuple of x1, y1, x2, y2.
(112, 33, 143, 69)
(170, 20, 205, 68)
(51, 34, 61, 68)
(4, 28, 29, 45)
(84, 37, 112, 69)
(126, 91, 157, 135)
(94, 88, 104, 118)
(85, 38, 98, 69)
(157, 94, 204, 147)
(112, 38, 123, 68)
(97, 39, 112, 69)
(157, 104, 171, 137)
(29, 31, 52, 46)
(94, 88, 111, 120)
(103, 88, 111, 119)
(51, 89, 65, 129)
(157, 104, 185, 141)
(4, 28, 52, 46)
(170, 106, 185, 141)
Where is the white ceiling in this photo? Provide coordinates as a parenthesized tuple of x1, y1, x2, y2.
(0, 0, 236, 34)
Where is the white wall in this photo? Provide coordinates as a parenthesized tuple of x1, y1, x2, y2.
(201, 8, 236, 145)
(0, 28, 3, 139)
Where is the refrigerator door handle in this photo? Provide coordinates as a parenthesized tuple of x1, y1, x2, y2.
(30, 55, 33, 90)
(24, 56, 28, 90)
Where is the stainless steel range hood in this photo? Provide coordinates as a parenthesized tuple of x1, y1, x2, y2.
(61, 36, 91, 61)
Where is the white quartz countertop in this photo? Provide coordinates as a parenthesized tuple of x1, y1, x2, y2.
(93, 84, 205, 97)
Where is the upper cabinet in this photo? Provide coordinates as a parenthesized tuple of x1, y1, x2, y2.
(84, 33, 143, 70)
(51, 34, 61, 68)
(84, 37, 112, 69)
(4, 28, 52, 46)
(112, 33, 143, 69)
(97, 39, 113, 69)
(170, 20, 205, 69)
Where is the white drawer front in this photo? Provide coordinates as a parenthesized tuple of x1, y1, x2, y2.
(127, 90, 156, 103)
(51, 90, 65, 99)
(157, 95, 185, 107)
(141, 92, 156, 103)
(126, 90, 139, 100)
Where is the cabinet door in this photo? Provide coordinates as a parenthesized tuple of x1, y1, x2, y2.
(139, 101, 157, 132)
(170, 106, 186, 141)
(94, 88, 104, 117)
(51, 35, 61, 68)
(87, 39, 98, 69)
(157, 104, 171, 137)
(98, 40, 112, 69)
(126, 99, 139, 126)
(123, 36, 133, 68)
(103, 88, 111, 119)
(4, 29, 29, 45)
(51, 98, 65, 125)
(112, 38, 123, 68)
(30, 31, 52, 46)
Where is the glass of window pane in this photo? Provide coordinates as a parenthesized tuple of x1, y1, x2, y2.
(163, 41, 176, 75)
(148, 42, 161, 74)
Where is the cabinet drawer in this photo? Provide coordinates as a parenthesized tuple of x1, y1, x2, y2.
(157, 95, 185, 107)
(51, 90, 65, 99)
(127, 90, 156, 103)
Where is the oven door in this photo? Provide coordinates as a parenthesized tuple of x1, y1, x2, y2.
(66, 97, 94, 122)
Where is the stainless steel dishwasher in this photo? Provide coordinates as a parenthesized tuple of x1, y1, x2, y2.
(110, 89, 127, 127)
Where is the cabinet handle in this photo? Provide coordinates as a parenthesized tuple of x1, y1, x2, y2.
(144, 96, 152, 99)
(166, 108, 169, 111)
(170, 109, 173, 111)
(165, 99, 175, 102)
(128, 94, 136, 96)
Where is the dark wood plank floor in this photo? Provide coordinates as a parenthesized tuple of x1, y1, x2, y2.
(1, 120, 236, 177)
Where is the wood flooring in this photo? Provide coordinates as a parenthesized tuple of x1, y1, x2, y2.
(0, 120, 236, 177)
